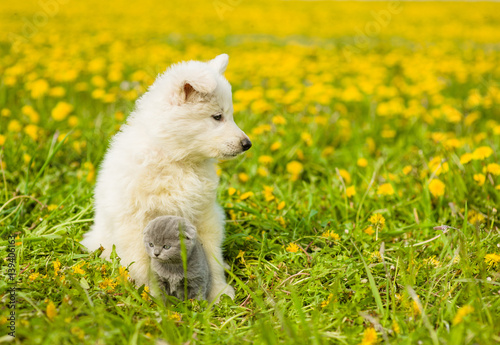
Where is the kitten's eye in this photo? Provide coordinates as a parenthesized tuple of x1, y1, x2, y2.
(163, 245, 171, 249)
(149, 243, 153, 247)
(211, 114, 222, 121)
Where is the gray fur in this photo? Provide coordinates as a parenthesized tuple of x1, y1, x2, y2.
(143, 216, 210, 300)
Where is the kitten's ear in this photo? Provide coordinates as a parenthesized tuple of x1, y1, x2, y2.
(183, 224, 197, 241)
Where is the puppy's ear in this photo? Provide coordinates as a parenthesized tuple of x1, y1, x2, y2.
(181, 69, 217, 103)
(208, 54, 229, 75)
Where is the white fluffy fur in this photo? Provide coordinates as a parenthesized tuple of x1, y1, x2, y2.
(80, 54, 250, 301)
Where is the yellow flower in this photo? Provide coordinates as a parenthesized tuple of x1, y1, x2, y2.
(29, 272, 40, 281)
(364, 226, 375, 235)
(72, 262, 85, 275)
(228, 187, 236, 196)
(21, 105, 40, 123)
(468, 210, 485, 225)
(141, 286, 151, 301)
(357, 158, 368, 168)
(428, 179, 445, 197)
(238, 172, 249, 182)
(472, 146, 493, 160)
(359, 327, 377, 345)
(473, 173, 485, 186)
(263, 185, 275, 201)
(46, 301, 57, 321)
(377, 183, 394, 196)
(301, 132, 312, 146)
(321, 146, 335, 157)
(119, 266, 130, 282)
(460, 153, 473, 164)
(24, 124, 39, 141)
(258, 155, 274, 164)
(286, 243, 299, 253)
(277, 201, 286, 210)
(369, 213, 385, 229)
(270, 141, 282, 151)
(8, 120, 22, 132)
(452, 305, 474, 325)
(484, 253, 500, 267)
(485, 163, 500, 175)
(337, 169, 351, 184)
(240, 191, 254, 200)
(99, 278, 117, 290)
(168, 312, 181, 322)
(0, 134, 5, 146)
(53, 259, 61, 276)
(257, 166, 269, 177)
(272, 115, 287, 125)
(345, 186, 356, 197)
(30, 79, 49, 99)
(1, 108, 11, 117)
(49, 86, 66, 97)
(392, 321, 400, 334)
(402, 165, 412, 175)
(286, 161, 303, 181)
(322, 230, 340, 240)
(51, 101, 74, 121)
(321, 293, 334, 308)
(71, 326, 85, 340)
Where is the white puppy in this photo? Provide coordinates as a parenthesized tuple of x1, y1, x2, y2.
(80, 54, 251, 301)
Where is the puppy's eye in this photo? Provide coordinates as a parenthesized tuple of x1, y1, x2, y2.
(211, 114, 223, 121)
(149, 243, 153, 247)
(163, 245, 171, 249)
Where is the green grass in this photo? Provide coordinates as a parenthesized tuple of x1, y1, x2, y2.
(1, 4, 500, 343)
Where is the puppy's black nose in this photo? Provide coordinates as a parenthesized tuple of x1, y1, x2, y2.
(241, 138, 252, 151)
(154, 253, 159, 257)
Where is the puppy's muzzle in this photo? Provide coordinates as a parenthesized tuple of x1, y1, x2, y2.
(241, 138, 252, 151)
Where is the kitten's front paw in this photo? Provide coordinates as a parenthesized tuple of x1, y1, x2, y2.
(208, 283, 235, 303)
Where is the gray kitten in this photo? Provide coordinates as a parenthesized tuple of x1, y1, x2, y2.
(143, 216, 210, 301)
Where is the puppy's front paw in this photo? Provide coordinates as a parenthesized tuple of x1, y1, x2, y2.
(208, 283, 235, 303)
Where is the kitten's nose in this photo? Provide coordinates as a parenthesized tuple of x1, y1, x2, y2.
(154, 253, 160, 257)
(241, 138, 252, 151)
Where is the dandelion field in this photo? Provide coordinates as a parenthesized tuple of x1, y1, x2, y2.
(1, 0, 500, 344)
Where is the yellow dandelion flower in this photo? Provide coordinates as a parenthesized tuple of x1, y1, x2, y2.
(1, 108, 11, 117)
(270, 141, 282, 151)
(473, 173, 485, 186)
(428, 179, 446, 197)
(359, 327, 377, 345)
(263, 185, 275, 201)
(369, 214, 385, 228)
(322, 230, 340, 241)
(53, 259, 61, 276)
(277, 200, 286, 210)
(346, 186, 356, 197)
(71, 326, 85, 340)
(301, 132, 313, 146)
(8, 120, 22, 132)
(321, 146, 335, 157)
(484, 253, 500, 267)
(72, 262, 85, 275)
(29, 272, 40, 281)
(258, 155, 274, 164)
(228, 187, 236, 196)
(287, 161, 303, 181)
(257, 166, 269, 177)
(286, 243, 299, 253)
(472, 146, 493, 160)
(364, 226, 375, 235)
(357, 158, 368, 168)
(337, 169, 351, 184)
(30, 79, 49, 99)
(168, 312, 181, 322)
(377, 183, 395, 196)
(51, 101, 74, 121)
(392, 321, 400, 334)
(99, 278, 117, 290)
(24, 124, 39, 141)
(452, 305, 474, 325)
(272, 115, 287, 125)
(402, 165, 412, 175)
(119, 266, 130, 281)
(0, 134, 6, 146)
(460, 153, 473, 165)
(240, 191, 254, 200)
(485, 163, 500, 175)
(238, 172, 249, 182)
(141, 286, 151, 301)
(46, 301, 57, 321)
